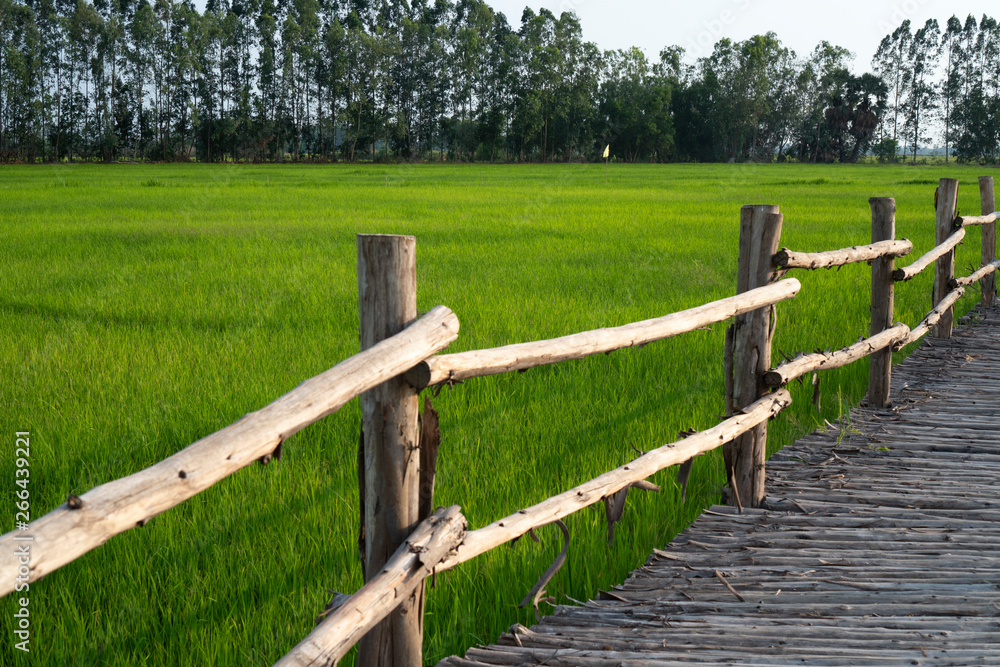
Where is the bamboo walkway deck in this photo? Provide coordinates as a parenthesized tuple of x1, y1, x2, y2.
(441, 306, 1000, 666)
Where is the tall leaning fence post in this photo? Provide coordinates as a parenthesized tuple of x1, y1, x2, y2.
(868, 198, 896, 408)
(357, 234, 424, 667)
(980, 176, 996, 308)
(728, 205, 783, 509)
(934, 178, 960, 338)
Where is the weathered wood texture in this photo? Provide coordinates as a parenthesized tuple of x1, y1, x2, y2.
(356, 234, 424, 667)
(763, 322, 909, 388)
(868, 197, 896, 407)
(729, 206, 783, 509)
(892, 227, 965, 282)
(934, 179, 960, 338)
(982, 177, 997, 307)
(438, 390, 792, 573)
(276, 506, 466, 667)
(957, 211, 998, 226)
(894, 287, 965, 350)
(444, 306, 1000, 666)
(773, 238, 912, 270)
(950, 259, 1000, 289)
(406, 279, 801, 389)
(0, 305, 459, 599)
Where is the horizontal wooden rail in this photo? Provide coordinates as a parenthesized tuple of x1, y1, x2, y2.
(950, 259, 1000, 289)
(773, 239, 912, 270)
(893, 228, 966, 282)
(762, 323, 910, 388)
(894, 288, 966, 350)
(275, 506, 467, 667)
(0, 306, 461, 599)
(436, 389, 792, 571)
(957, 211, 998, 227)
(406, 279, 801, 389)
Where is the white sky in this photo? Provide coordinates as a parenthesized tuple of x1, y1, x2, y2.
(488, 0, 999, 71)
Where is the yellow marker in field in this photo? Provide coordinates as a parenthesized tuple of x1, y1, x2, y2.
(603, 145, 610, 159)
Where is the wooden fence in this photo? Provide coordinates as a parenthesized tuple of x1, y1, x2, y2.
(1, 176, 997, 666)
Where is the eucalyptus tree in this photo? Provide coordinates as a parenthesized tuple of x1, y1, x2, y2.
(872, 20, 911, 147)
(954, 14, 1000, 161)
(0, 0, 42, 160)
(549, 10, 599, 161)
(319, 11, 345, 159)
(901, 19, 939, 163)
(597, 46, 672, 162)
(280, 0, 321, 159)
(938, 16, 963, 162)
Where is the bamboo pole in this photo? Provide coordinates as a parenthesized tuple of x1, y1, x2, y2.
(773, 239, 912, 270)
(729, 205, 783, 509)
(275, 506, 467, 667)
(0, 305, 459, 599)
(949, 260, 1000, 289)
(407, 279, 801, 389)
(357, 234, 424, 667)
(892, 228, 965, 282)
(868, 198, 896, 408)
(980, 177, 996, 308)
(934, 179, 960, 338)
(764, 323, 909, 389)
(894, 287, 966, 350)
(438, 390, 792, 572)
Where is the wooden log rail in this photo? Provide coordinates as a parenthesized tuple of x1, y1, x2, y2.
(0, 306, 461, 598)
(894, 287, 966, 350)
(275, 506, 468, 667)
(950, 259, 1000, 289)
(277, 387, 791, 665)
(763, 323, 910, 388)
(4, 177, 996, 667)
(773, 239, 912, 270)
(956, 211, 998, 227)
(406, 279, 801, 389)
(893, 228, 965, 282)
(437, 390, 792, 571)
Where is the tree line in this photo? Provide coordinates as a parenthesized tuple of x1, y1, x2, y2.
(0, 0, 997, 164)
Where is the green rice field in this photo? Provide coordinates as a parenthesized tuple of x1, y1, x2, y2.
(0, 163, 995, 665)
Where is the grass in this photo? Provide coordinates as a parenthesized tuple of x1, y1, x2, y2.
(0, 162, 994, 665)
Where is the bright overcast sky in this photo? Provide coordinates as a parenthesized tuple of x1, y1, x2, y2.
(488, 0, 999, 71)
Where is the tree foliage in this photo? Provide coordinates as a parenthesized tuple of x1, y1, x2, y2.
(1, 1, 996, 163)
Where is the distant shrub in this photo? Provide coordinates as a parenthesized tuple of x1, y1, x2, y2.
(873, 138, 901, 164)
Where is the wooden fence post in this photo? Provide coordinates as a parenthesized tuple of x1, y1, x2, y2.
(934, 178, 960, 338)
(357, 234, 424, 667)
(981, 176, 996, 308)
(868, 198, 896, 408)
(728, 205, 783, 509)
